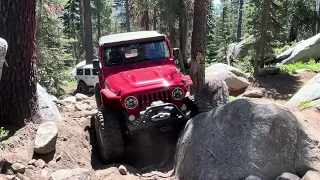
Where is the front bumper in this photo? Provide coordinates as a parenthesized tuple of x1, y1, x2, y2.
(126, 103, 191, 132)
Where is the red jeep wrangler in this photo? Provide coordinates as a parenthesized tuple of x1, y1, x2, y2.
(92, 31, 196, 163)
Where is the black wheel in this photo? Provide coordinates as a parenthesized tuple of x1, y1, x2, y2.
(95, 105, 125, 164)
(94, 83, 102, 109)
(77, 81, 89, 94)
(194, 80, 229, 113)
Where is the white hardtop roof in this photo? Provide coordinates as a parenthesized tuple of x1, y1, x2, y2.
(99, 31, 165, 46)
(75, 60, 101, 69)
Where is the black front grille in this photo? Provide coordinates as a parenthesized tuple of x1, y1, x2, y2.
(138, 90, 171, 110)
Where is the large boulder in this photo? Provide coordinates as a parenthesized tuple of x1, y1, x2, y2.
(37, 83, 62, 122)
(174, 98, 320, 180)
(205, 63, 250, 94)
(281, 33, 320, 64)
(217, 36, 254, 65)
(286, 74, 320, 109)
(0, 37, 8, 81)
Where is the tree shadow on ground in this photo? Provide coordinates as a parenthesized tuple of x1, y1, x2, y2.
(88, 116, 180, 176)
(251, 74, 303, 101)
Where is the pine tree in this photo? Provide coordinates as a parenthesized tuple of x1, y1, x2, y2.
(244, 0, 282, 76)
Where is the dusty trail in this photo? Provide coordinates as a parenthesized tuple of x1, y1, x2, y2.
(1, 95, 178, 179)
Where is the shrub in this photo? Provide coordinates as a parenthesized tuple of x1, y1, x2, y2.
(299, 100, 312, 109)
(278, 59, 320, 73)
(0, 127, 8, 150)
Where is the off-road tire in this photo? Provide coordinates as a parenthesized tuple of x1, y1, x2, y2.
(194, 80, 229, 113)
(94, 83, 102, 109)
(95, 105, 125, 164)
(77, 81, 89, 94)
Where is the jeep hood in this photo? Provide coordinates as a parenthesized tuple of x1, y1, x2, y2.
(105, 65, 186, 95)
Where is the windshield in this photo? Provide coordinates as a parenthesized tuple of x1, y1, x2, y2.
(103, 40, 170, 66)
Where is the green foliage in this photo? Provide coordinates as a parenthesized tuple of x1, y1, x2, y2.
(229, 96, 239, 102)
(0, 127, 8, 150)
(299, 100, 312, 109)
(278, 59, 320, 73)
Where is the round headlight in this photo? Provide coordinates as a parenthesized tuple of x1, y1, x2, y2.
(125, 96, 138, 109)
(172, 88, 184, 100)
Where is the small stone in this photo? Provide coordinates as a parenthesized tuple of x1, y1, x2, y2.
(245, 175, 262, 180)
(34, 121, 58, 154)
(302, 170, 320, 180)
(119, 165, 128, 175)
(27, 159, 36, 165)
(294, 69, 310, 74)
(11, 162, 26, 174)
(0, 175, 6, 180)
(6, 175, 15, 180)
(276, 172, 300, 180)
(75, 104, 88, 111)
(49, 168, 90, 180)
(242, 89, 264, 98)
(83, 110, 97, 117)
(75, 93, 89, 101)
(61, 96, 77, 103)
(16, 173, 31, 180)
(34, 159, 46, 168)
(40, 169, 48, 177)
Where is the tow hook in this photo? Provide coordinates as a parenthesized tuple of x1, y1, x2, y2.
(151, 112, 171, 121)
(159, 125, 171, 132)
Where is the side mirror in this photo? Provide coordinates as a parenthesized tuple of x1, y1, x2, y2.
(93, 59, 101, 71)
(173, 48, 180, 59)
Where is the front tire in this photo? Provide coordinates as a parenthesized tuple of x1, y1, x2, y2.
(95, 105, 125, 164)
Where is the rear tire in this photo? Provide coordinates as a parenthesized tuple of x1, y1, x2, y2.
(95, 105, 125, 164)
(77, 81, 89, 94)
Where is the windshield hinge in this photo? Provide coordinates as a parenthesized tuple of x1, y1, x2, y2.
(117, 90, 121, 96)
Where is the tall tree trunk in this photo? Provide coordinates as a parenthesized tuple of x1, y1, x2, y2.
(179, 0, 189, 67)
(153, 7, 157, 30)
(168, 19, 177, 48)
(254, 0, 270, 76)
(190, 0, 208, 94)
(0, 0, 37, 126)
(125, 0, 130, 32)
(96, 0, 101, 40)
(79, 0, 85, 54)
(222, 6, 228, 63)
(318, 0, 320, 33)
(236, 0, 243, 42)
(83, 0, 94, 64)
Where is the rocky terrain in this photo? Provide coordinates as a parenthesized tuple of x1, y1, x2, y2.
(1, 63, 320, 180)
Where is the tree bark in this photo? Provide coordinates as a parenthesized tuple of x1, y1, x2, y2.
(83, 0, 94, 64)
(318, 0, 320, 33)
(125, 0, 131, 32)
(190, 0, 208, 94)
(96, 0, 101, 40)
(79, 0, 85, 54)
(179, 0, 189, 67)
(0, 0, 38, 126)
(236, 0, 243, 42)
(153, 7, 157, 30)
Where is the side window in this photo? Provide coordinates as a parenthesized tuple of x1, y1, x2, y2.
(77, 69, 83, 75)
(85, 69, 91, 75)
(92, 69, 98, 75)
